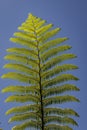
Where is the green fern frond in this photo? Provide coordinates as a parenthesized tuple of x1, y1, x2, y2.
(2, 13, 79, 130)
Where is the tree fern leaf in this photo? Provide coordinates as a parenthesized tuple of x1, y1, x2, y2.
(44, 108, 79, 117)
(2, 85, 39, 94)
(1, 72, 39, 84)
(44, 124, 72, 130)
(38, 28, 61, 43)
(3, 63, 38, 76)
(6, 104, 40, 115)
(43, 84, 79, 97)
(44, 95, 79, 106)
(7, 48, 38, 58)
(42, 74, 78, 87)
(5, 94, 39, 103)
(2, 13, 79, 130)
(10, 37, 37, 49)
(12, 120, 41, 130)
(42, 64, 78, 79)
(9, 112, 40, 122)
(42, 54, 77, 71)
(44, 116, 78, 126)
(41, 45, 72, 61)
(40, 37, 68, 53)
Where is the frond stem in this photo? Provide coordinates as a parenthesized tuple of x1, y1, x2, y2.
(32, 19, 44, 130)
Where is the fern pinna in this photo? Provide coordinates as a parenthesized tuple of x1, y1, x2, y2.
(2, 14, 79, 130)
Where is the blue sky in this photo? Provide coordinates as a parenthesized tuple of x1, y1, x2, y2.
(0, 0, 87, 130)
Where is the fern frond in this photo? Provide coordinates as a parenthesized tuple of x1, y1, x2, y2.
(44, 95, 79, 106)
(44, 107, 79, 117)
(6, 104, 40, 115)
(42, 74, 78, 87)
(43, 84, 79, 97)
(44, 124, 72, 130)
(5, 94, 39, 103)
(44, 116, 78, 126)
(42, 54, 77, 71)
(2, 13, 79, 130)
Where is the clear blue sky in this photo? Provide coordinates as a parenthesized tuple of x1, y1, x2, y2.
(0, 0, 87, 130)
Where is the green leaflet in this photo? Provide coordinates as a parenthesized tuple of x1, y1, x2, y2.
(44, 116, 78, 126)
(4, 63, 39, 76)
(5, 94, 39, 103)
(41, 45, 72, 61)
(2, 13, 79, 130)
(43, 95, 80, 106)
(2, 85, 39, 94)
(7, 47, 38, 58)
(41, 53, 77, 71)
(10, 37, 37, 50)
(2, 72, 39, 84)
(44, 124, 72, 130)
(40, 37, 68, 53)
(4, 54, 39, 68)
(38, 28, 61, 43)
(6, 104, 40, 115)
(43, 84, 79, 97)
(12, 120, 41, 130)
(36, 24, 53, 36)
(9, 112, 40, 122)
(42, 64, 78, 79)
(44, 107, 79, 117)
(42, 74, 79, 87)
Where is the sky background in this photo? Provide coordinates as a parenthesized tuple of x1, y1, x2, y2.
(0, 0, 87, 130)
